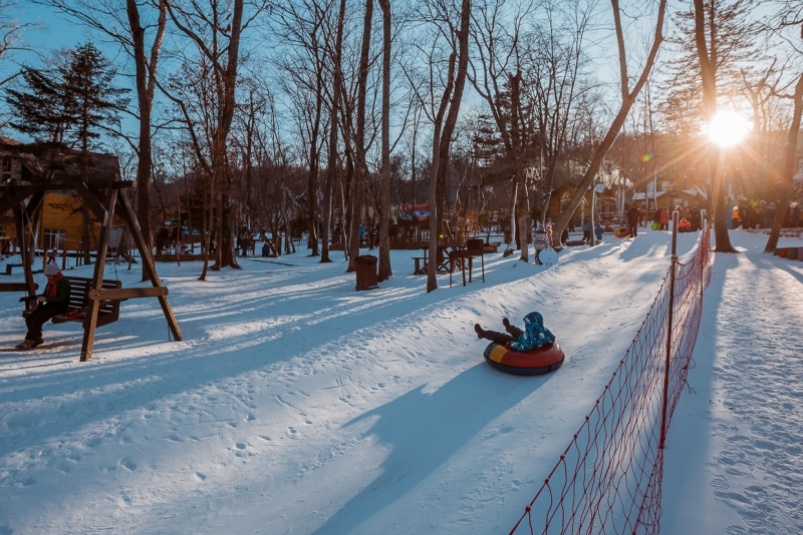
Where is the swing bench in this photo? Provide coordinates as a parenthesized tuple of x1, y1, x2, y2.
(51, 276, 124, 327)
(45, 275, 169, 327)
(18, 276, 124, 327)
(0, 144, 182, 361)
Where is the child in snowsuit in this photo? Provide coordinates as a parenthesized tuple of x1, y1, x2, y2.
(533, 226, 548, 265)
(474, 312, 555, 351)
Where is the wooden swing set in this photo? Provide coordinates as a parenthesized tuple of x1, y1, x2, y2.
(0, 152, 182, 361)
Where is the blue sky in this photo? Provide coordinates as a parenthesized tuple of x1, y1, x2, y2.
(2, 3, 139, 146)
(10, 3, 88, 65)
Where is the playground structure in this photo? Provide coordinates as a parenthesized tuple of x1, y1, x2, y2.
(0, 145, 182, 361)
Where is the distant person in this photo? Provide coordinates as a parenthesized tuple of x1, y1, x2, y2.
(533, 224, 549, 265)
(764, 202, 775, 228)
(627, 205, 641, 237)
(474, 312, 555, 351)
(595, 222, 604, 244)
(731, 205, 741, 229)
(157, 226, 169, 254)
(16, 263, 71, 350)
(659, 208, 670, 231)
(582, 218, 592, 245)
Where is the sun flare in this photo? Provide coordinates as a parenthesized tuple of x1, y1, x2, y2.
(706, 110, 750, 148)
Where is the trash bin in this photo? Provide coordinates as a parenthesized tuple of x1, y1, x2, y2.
(355, 255, 378, 291)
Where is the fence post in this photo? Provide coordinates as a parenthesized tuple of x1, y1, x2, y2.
(700, 209, 707, 302)
(659, 210, 680, 449)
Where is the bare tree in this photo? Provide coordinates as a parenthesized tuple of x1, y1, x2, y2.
(692, 0, 760, 253)
(404, 0, 471, 292)
(32, 0, 167, 272)
(163, 0, 268, 278)
(377, 0, 393, 281)
(127, 1, 167, 273)
(551, 0, 668, 242)
(320, 0, 349, 264)
(271, 0, 344, 259)
(341, 0, 375, 272)
(763, 73, 803, 249)
(468, 0, 536, 262)
(762, 1, 803, 252)
(0, 1, 38, 90)
(524, 2, 597, 231)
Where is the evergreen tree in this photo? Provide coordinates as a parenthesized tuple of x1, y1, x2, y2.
(5, 42, 128, 152)
(59, 42, 129, 154)
(6, 66, 72, 145)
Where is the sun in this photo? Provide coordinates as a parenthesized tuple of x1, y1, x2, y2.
(706, 110, 750, 148)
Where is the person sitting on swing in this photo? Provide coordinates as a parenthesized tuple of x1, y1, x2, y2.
(17, 263, 71, 350)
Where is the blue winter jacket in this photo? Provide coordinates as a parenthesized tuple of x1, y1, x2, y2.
(510, 312, 556, 352)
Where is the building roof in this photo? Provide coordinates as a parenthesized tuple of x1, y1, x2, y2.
(0, 139, 120, 186)
(632, 186, 708, 202)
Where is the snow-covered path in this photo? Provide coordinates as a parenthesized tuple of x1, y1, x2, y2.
(661, 233, 803, 534)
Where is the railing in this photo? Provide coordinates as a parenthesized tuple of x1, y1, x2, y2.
(509, 215, 713, 534)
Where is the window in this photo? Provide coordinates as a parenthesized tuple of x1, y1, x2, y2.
(1, 156, 11, 182)
(43, 229, 66, 250)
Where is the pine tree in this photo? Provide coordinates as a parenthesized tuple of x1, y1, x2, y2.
(59, 42, 129, 154)
(5, 42, 128, 152)
(6, 66, 72, 145)
(658, 0, 759, 145)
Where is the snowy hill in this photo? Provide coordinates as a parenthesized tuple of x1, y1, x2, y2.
(1, 228, 801, 534)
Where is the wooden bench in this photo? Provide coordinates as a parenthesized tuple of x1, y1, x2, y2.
(0, 282, 36, 292)
(51, 276, 124, 327)
(4, 263, 23, 275)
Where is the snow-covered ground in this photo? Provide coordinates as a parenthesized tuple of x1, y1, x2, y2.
(0, 227, 801, 534)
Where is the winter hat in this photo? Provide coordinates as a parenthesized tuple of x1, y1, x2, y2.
(44, 263, 61, 276)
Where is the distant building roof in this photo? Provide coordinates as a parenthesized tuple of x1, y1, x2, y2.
(632, 186, 707, 203)
(0, 138, 120, 186)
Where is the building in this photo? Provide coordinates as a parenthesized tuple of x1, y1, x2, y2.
(631, 186, 708, 216)
(0, 137, 124, 255)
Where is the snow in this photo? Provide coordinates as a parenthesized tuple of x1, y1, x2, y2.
(0, 228, 801, 534)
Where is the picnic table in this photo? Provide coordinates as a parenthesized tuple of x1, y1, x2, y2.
(413, 246, 451, 275)
(448, 239, 485, 287)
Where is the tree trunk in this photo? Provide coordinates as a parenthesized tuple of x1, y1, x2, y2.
(693, 0, 735, 253)
(126, 0, 166, 280)
(552, 0, 667, 242)
(347, 0, 373, 274)
(321, 0, 349, 265)
(427, 0, 471, 292)
(377, 0, 393, 282)
(764, 73, 803, 253)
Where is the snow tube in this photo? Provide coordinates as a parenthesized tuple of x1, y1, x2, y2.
(539, 248, 559, 266)
(614, 227, 630, 238)
(483, 342, 565, 376)
(677, 218, 693, 232)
